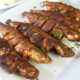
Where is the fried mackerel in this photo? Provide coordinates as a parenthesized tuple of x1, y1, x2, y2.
(7, 20, 75, 57)
(31, 10, 80, 33)
(0, 38, 39, 79)
(0, 23, 52, 64)
(23, 12, 80, 41)
(43, 1, 80, 22)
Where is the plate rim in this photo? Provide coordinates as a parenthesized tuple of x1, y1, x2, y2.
(0, 0, 25, 10)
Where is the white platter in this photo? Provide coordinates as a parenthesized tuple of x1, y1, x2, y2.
(0, 0, 80, 80)
(0, 0, 25, 10)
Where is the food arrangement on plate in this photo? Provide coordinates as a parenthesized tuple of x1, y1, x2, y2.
(0, 1, 80, 80)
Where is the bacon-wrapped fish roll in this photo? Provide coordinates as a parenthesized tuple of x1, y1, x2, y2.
(0, 38, 39, 79)
(43, 1, 80, 22)
(23, 12, 80, 41)
(9, 21, 75, 57)
(0, 23, 52, 64)
(31, 10, 80, 32)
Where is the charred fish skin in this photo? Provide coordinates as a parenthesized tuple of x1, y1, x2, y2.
(0, 23, 52, 64)
(14, 52, 39, 79)
(23, 12, 63, 40)
(23, 12, 80, 41)
(0, 38, 39, 79)
(7, 20, 77, 57)
(0, 39, 17, 74)
(31, 10, 80, 33)
(6, 20, 75, 57)
(7, 20, 54, 53)
(43, 1, 80, 22)
(20, 13, 75, 57)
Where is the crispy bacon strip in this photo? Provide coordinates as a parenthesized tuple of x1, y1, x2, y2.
(23, 12, 80, 41)
(7, 20, 75, 57)
(0, 23, 52, 64)
(31, 10, 80, 33)
(0, 38, 39, 79)
(43, 1, 80, 22)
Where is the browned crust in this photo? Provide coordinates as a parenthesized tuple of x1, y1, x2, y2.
(7, 19, 75, 57)
(0, 22, 52, 64)
(43, 1, 80, 22)
(0, 38, 39, 79)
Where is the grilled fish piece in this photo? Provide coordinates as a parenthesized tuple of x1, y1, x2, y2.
(0, 23, 52, 64)
(0, 38, 39, 79)
(23, 12, 80, 41)
(31, 10, 80, 33)
(6, 20, 54, 53)
(43, 1, 80, 22)
(0, 39, 17, 73)
(9, 20, 75, 57)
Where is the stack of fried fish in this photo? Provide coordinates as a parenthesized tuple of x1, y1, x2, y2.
(0, 1, 80, 79)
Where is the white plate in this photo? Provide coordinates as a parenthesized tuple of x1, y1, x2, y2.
(0, 0, 25, 10)
(0, 0, 80, 80)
